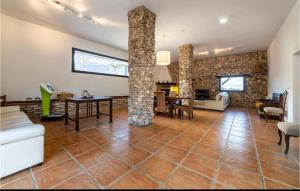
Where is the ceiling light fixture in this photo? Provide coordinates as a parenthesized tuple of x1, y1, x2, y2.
(218, 16, 228, 24)
(157, 34, 171, 65)
(157, 51, 171, 66)
(45, 0, 105, 26)
(214, 47, 234, 54)
(195, 51, 209, 56)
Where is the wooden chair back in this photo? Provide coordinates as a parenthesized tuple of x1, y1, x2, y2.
(279, 90, 288, 110)
(0, 95, 6, 107)
(156, 91, 167, 113)
(272, 93, 281, 102)
(189, 96, 194, 109)
(169, 91, 177, 98)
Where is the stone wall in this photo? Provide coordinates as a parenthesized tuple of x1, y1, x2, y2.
(128, 6, 156, 126)
(6, 97, 128, 119)
(168, 51, 268, 107)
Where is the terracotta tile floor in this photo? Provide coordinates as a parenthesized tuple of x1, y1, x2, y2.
(1, 107, 299, 189)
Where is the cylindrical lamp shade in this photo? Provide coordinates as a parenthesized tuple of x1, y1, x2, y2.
(156, 51, 171, 65)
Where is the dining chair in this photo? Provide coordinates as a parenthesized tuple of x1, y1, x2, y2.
(155, 91, 169, 114)
(177, 97, 194, 120)
(169, 91, 177, 98)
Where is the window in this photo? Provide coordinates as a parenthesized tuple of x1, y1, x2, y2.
(72, 48, 128, 77)
(219, 76, 246, 92)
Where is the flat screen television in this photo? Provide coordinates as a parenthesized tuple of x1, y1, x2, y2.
(195, 89, 209, 100)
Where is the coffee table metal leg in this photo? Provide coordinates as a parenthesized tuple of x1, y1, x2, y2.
(97, 101, 100, 119)
(64, 100, 69, 125)
(75, 102, 80, 131)
(109, 99, 113, 123)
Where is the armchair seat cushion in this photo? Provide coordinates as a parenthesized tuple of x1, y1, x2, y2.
(278, 122, 300, 136)
(263, 107, 283, 115)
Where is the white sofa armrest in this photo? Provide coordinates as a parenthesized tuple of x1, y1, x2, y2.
(0, 124, 45, 145)
(0, 106, 21, 114)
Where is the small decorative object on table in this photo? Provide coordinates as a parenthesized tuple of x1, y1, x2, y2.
(57, 92, 74, 100)
(81, 90, 94, 99)
(26, 97, 33, 101)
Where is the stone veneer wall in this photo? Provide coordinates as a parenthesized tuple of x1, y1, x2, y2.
(178, 44, 194, 99)
(6, 97, 128, 119)
(127, 6, 156, 126)
(168, 51, 268, 107)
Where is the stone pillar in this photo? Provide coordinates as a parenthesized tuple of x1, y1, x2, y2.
(179, 44, 194, 100)
(128, 6, 156, 126)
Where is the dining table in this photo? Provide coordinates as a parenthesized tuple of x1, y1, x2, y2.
(155, 96, 191, 118)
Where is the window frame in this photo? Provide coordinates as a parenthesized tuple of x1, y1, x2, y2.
(218, 75, 247, 92)
(71, 47, 129, 78)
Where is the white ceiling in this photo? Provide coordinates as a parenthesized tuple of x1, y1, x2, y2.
(1, 0, 297, 61)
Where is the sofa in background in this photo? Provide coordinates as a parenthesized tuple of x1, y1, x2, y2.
(194, 92, 229, 111)
(0, 106, 45, 178)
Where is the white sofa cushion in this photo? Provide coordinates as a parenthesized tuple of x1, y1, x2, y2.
(278, 122, 300, 136)
(194, 93, 229, 111)
(1, 116, 32, 131)
(0, 106, 45, 178)
(0, 124, 45, 145)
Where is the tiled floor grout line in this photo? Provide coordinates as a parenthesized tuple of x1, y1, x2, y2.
(30, 157, 72, 175)
(210, 112, 236, 189)
(62, 147, 105, 189)
(132, 127, 241, 184)
(0, 171, 31, 188)
(159, 124, 212, 188)
(106, 126, 191, 188)
(3, 109, 299, 189)
(49, 172, 82, 189)
(68, 125, 171, 188)
(116, 127, 191, 188)
(247, 108, 266, 189)
(29, 168, 38, 189)
(263, 176, 298, 189)
(265, 121, 300, 169)
(253, 115, 300, 187)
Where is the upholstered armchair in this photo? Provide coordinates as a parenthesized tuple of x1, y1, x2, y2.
(256, 93, 281, 117)
(263, 90, 287, 121)
(277, 122, 300, 154)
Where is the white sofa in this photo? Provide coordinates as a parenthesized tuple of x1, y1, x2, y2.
(194, 93, 229, 111)
(0, 106, 45, 178)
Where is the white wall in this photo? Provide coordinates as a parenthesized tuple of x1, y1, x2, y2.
(268, 1, 299, 122)
(1, 14, 129, 101)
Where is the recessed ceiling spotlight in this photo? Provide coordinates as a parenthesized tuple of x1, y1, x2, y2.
(218, 16, 228, 24)
(78, 13, 83, 18)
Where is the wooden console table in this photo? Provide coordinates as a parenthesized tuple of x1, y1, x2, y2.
(64, 96, 113, 131)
